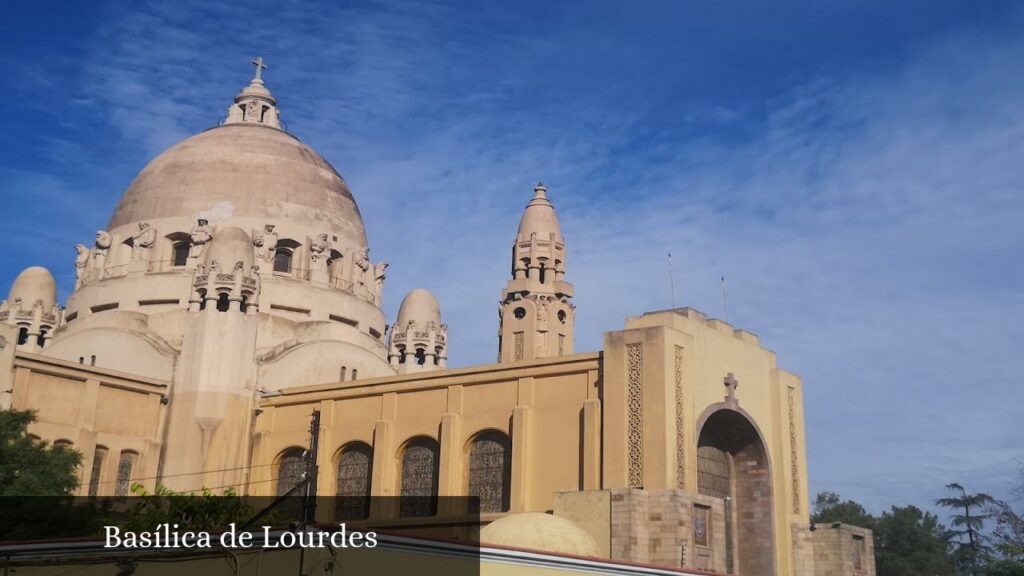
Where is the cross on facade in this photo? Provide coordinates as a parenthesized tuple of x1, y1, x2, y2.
(251, 57, 268, 81)
(724, 372, 739, 402)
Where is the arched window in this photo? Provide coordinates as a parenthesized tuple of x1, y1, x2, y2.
(89, 446, 108, 497)
(415, 347, 426, 365)
(273, 239, 301, 274)
(397, 345, 406, 364)
(277, 448, 307, 496)
(351, 369, 358, 380)
(17, 326, 29, 346)
(273, 249, 293, 273)
(54, 439, 73, 448)
(36, 328, 48, 347)
(400, 437, 439, 517)
(339, 366, 347, 381)
(115, 451, 138, 496)
(468, 431, 512, 513)
(172, 242, 190, 267)
(335, 443, 372, 520)
(216, 292, 230, 312)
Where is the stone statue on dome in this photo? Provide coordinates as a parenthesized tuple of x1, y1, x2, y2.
(309, 233, 331, 283)
(91, 231, 111, 271)
(130, 222, 157, 262)
(188, 219, 213, 267)
(252, 224, 278, 264)
(373, 262, 389, 306)
(74, 244, 90, 289)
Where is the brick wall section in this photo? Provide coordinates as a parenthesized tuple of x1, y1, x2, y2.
(733, 445, 775, 575)
(791, 522, 876, 576)
(606, 488, 726, 572)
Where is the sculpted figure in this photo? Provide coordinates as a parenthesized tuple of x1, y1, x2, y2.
(74, 244, 90, 288)
(130, 222, 157, 262)
(188, 219, 213, 263)
(353, 249, 371, 293)
(91, 231, 111, 271)
(252, 224, 278, 264)
(372, 261, 389, 305)
(310, 233, 331, 272)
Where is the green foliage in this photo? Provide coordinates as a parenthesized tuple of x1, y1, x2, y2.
(984, 560, 1024, 576)
(813, 491, 875, 529)
(119, 483, 275, 532)
(874, 505, 957, 576)
(0, 409, 81, 496)
(937, 483, 998, 574)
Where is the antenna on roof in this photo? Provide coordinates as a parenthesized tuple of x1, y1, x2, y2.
(721, 275, 730, 322)
(668, 253, 677, 308)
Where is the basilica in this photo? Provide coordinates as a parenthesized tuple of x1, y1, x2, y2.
(0, 64, 873, 575)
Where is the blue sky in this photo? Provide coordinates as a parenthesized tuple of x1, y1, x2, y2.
(2, 0, 1022, 516)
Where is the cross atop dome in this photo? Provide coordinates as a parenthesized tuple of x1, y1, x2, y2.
(224, 57, 282, 129)
(251, 56, 268, 81)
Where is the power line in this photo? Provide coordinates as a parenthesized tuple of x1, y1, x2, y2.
(95, 462, 275, 485)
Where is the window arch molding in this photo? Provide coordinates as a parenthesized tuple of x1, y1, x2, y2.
(464, 429, 512, 513)
(334, 441, 373, 521)
(273, 239, 302, 275)
(274, 446, 308, 496)
(165, 232, 192, 268)
(397, 435, 439, 518)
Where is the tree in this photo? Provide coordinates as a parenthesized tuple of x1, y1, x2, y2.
(812, 491, 875, 528)
(937, 483, 997, 574)
(0, 409, 81, 495)
(874, 505, 956, 576)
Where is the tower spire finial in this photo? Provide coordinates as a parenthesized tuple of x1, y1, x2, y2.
(250, 57, 268, 82)
(224, 57, 281, 129)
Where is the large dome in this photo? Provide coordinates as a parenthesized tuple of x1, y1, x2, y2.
(109, 123, 367, 248)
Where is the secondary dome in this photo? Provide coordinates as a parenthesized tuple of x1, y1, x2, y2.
(517, 183, 563, 241)
(395, 289, 442, 327)
(8, 266, 57, 307)
(108, 124, 367, 248)
(480, 512, 599, 557)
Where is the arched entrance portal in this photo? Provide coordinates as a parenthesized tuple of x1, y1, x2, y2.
(697, 408, 775, 575)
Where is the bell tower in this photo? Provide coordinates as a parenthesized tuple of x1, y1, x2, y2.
(498, 183, 574, 362)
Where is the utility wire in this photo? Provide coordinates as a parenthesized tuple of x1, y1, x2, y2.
(92, 459, 274, 481)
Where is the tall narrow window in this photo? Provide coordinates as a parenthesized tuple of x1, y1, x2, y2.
(17, 327, 29, 346)
(273, 249, 293, 273)
(89, 446, 108, 496)
(335, 443, 372, 520)
(468, 431, 512, 513)
(172, 242, 190, 267)
(216, 292, 230, 312)
(277, 448, 306, 496)
(115, 451, 137, 496)
(400, 438, 439, 517)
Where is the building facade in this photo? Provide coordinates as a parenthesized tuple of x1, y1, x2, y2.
(0, 66, 872, 575)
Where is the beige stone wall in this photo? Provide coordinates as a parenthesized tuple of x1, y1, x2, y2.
(556, 488, 726, 572)
(6, 352, 167, 495)
(250, 353, 602, 521)
(601, 308, 811, 575)
(791, 522, 876, 576)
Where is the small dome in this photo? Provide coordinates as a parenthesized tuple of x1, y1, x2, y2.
(205, 227, 254, 271)
(517, 183, 562, 241)
(8, 266, 57, 307)
(480, 512, 599, 557)
(395, 289, 441, 327)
